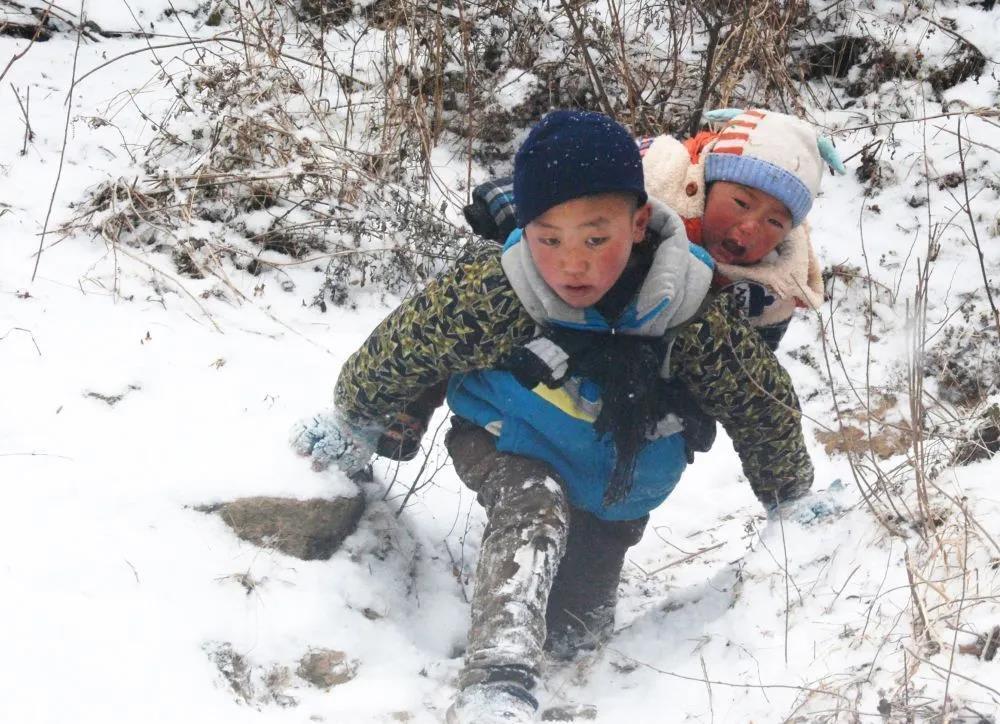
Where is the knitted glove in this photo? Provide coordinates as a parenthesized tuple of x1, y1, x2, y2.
(768, 479, 846, 526)
(461, 176, 516, 243)
(503, 337, 570, 389)
(289, 410, 377, 475)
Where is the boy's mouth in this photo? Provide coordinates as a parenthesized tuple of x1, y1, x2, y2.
(720, 239, 746, 259)
(560, 283, 596, 301)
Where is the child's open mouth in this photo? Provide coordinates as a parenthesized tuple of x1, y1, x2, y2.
(721, 239, 746, 258)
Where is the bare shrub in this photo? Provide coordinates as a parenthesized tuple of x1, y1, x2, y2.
(66, 0, 466, 307)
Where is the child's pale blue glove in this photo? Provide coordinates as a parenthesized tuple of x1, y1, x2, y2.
(289, 410, 378, 475)
(768, 479, 846, 526)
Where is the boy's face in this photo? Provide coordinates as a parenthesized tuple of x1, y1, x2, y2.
(525, 194, 650, 309)
(701, 181, 792, 266)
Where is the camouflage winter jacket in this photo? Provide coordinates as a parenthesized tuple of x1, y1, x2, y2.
(334, 241, 814, 508)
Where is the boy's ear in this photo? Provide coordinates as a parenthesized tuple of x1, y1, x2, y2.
(632, 202, 652, 243)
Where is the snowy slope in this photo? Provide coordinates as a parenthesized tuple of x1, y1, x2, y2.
(2, 2, 1000, 723)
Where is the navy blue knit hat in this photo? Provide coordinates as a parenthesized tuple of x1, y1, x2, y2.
(513, 110, 647, 228)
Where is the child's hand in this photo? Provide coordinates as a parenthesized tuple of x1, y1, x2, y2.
(768, 479, 847, 526)
(503, 337, 570, 389)
(289, 410, 377, 475)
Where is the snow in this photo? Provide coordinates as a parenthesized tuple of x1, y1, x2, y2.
(3, 2, 1000, 723)
(495, 70, 542, 113)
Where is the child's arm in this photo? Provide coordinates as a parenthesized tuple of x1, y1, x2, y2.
(671, 293, 814, 507)
(754, 318, 790, 351)
(333, 243, 536, 433)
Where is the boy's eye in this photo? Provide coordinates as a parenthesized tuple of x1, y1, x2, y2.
(585, 236, 609, 247)
(768, 218, 786, 230)
(733, 197, 749, 209)
(537, 237, 560, 247)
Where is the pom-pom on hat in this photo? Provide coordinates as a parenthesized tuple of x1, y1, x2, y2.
(514, 110, 648, 228)
(703, 109, 837, 227)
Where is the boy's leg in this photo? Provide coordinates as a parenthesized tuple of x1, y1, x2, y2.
(446, 419, 570, 694)
(544, 509, 647, 660)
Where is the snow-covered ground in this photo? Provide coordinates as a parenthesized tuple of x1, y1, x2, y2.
(3, 2, 1000, 722)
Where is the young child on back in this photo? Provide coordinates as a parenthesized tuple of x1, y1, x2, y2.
(639, 107, 843, 349)
(291, 110, 817, 723)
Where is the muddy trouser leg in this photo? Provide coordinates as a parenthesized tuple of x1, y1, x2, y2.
(544, 508, 648, 660)
(446, 419, 570, 693)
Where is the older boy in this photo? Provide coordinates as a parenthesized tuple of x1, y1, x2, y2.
(292, 111, 814, 723)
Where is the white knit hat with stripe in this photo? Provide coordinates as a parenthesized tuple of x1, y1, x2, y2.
(703, 109, 826, 227)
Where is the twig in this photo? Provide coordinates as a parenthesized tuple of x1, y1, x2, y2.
(74, 35, 368, 90)
(861, 542, 894, 642)
(111, 245, 223, 333)
(124, 559, 140, 583)
(941, 502, 971, 716)
(121, 0, 194, 114)
(0, 451, 71, 459)
(605, 646, 851, 702)
(11, 83, 33, 155)
(444, 541, 469, 604)
(919, 14, 993, 64)
(831, 108, 1000, 134)
(825, 564, 861, 614)
(956, 116, 1000, 338)
(904, 548, 939, 648)
(560, 0, 614, 118)
(636, 541, 725, 577)
(752, 519, 803, 603)
(774, 491, 791, 665)
(31, 0, 84, 282)
(165, 0, 204, 63)
(394, 414, 449, 517)
(0, 3, 51, 84)
(700, 654, 714, 724)
(816, 283, 903, 531)
(903, 646, 1000, 700)
(688, 12, 733, 136)
(0, 326, 42, 355)
(839, 137, 882, 167)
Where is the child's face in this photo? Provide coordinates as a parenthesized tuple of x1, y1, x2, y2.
(525, 194, 650, 309)
(701, 181, 792, 266)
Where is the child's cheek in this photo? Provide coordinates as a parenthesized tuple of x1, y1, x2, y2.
(743, 232, 784, 263)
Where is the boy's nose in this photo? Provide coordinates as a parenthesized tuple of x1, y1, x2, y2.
(561, 253, 588, 275)
(736, 216, 762, 238)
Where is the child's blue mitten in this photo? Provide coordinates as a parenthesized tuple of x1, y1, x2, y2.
(768, 479, 846, 526)
(290, 410, 377, 475)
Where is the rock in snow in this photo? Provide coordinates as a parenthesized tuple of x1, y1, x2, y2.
(197, 494, 365, 560)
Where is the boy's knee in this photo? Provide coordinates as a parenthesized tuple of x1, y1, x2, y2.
(447, 418, 570, 527)
(568, 508, 647, 547)
(488, 473, 569, 536)
(446, 418, 503, 494)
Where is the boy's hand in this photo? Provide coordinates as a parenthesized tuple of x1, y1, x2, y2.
(768, 479, 846, 526)
(289, 410, 377, 475)
(504, 337, 570, 389)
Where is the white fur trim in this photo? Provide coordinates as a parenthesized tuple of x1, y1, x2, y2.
(642, 135, 706, 219)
